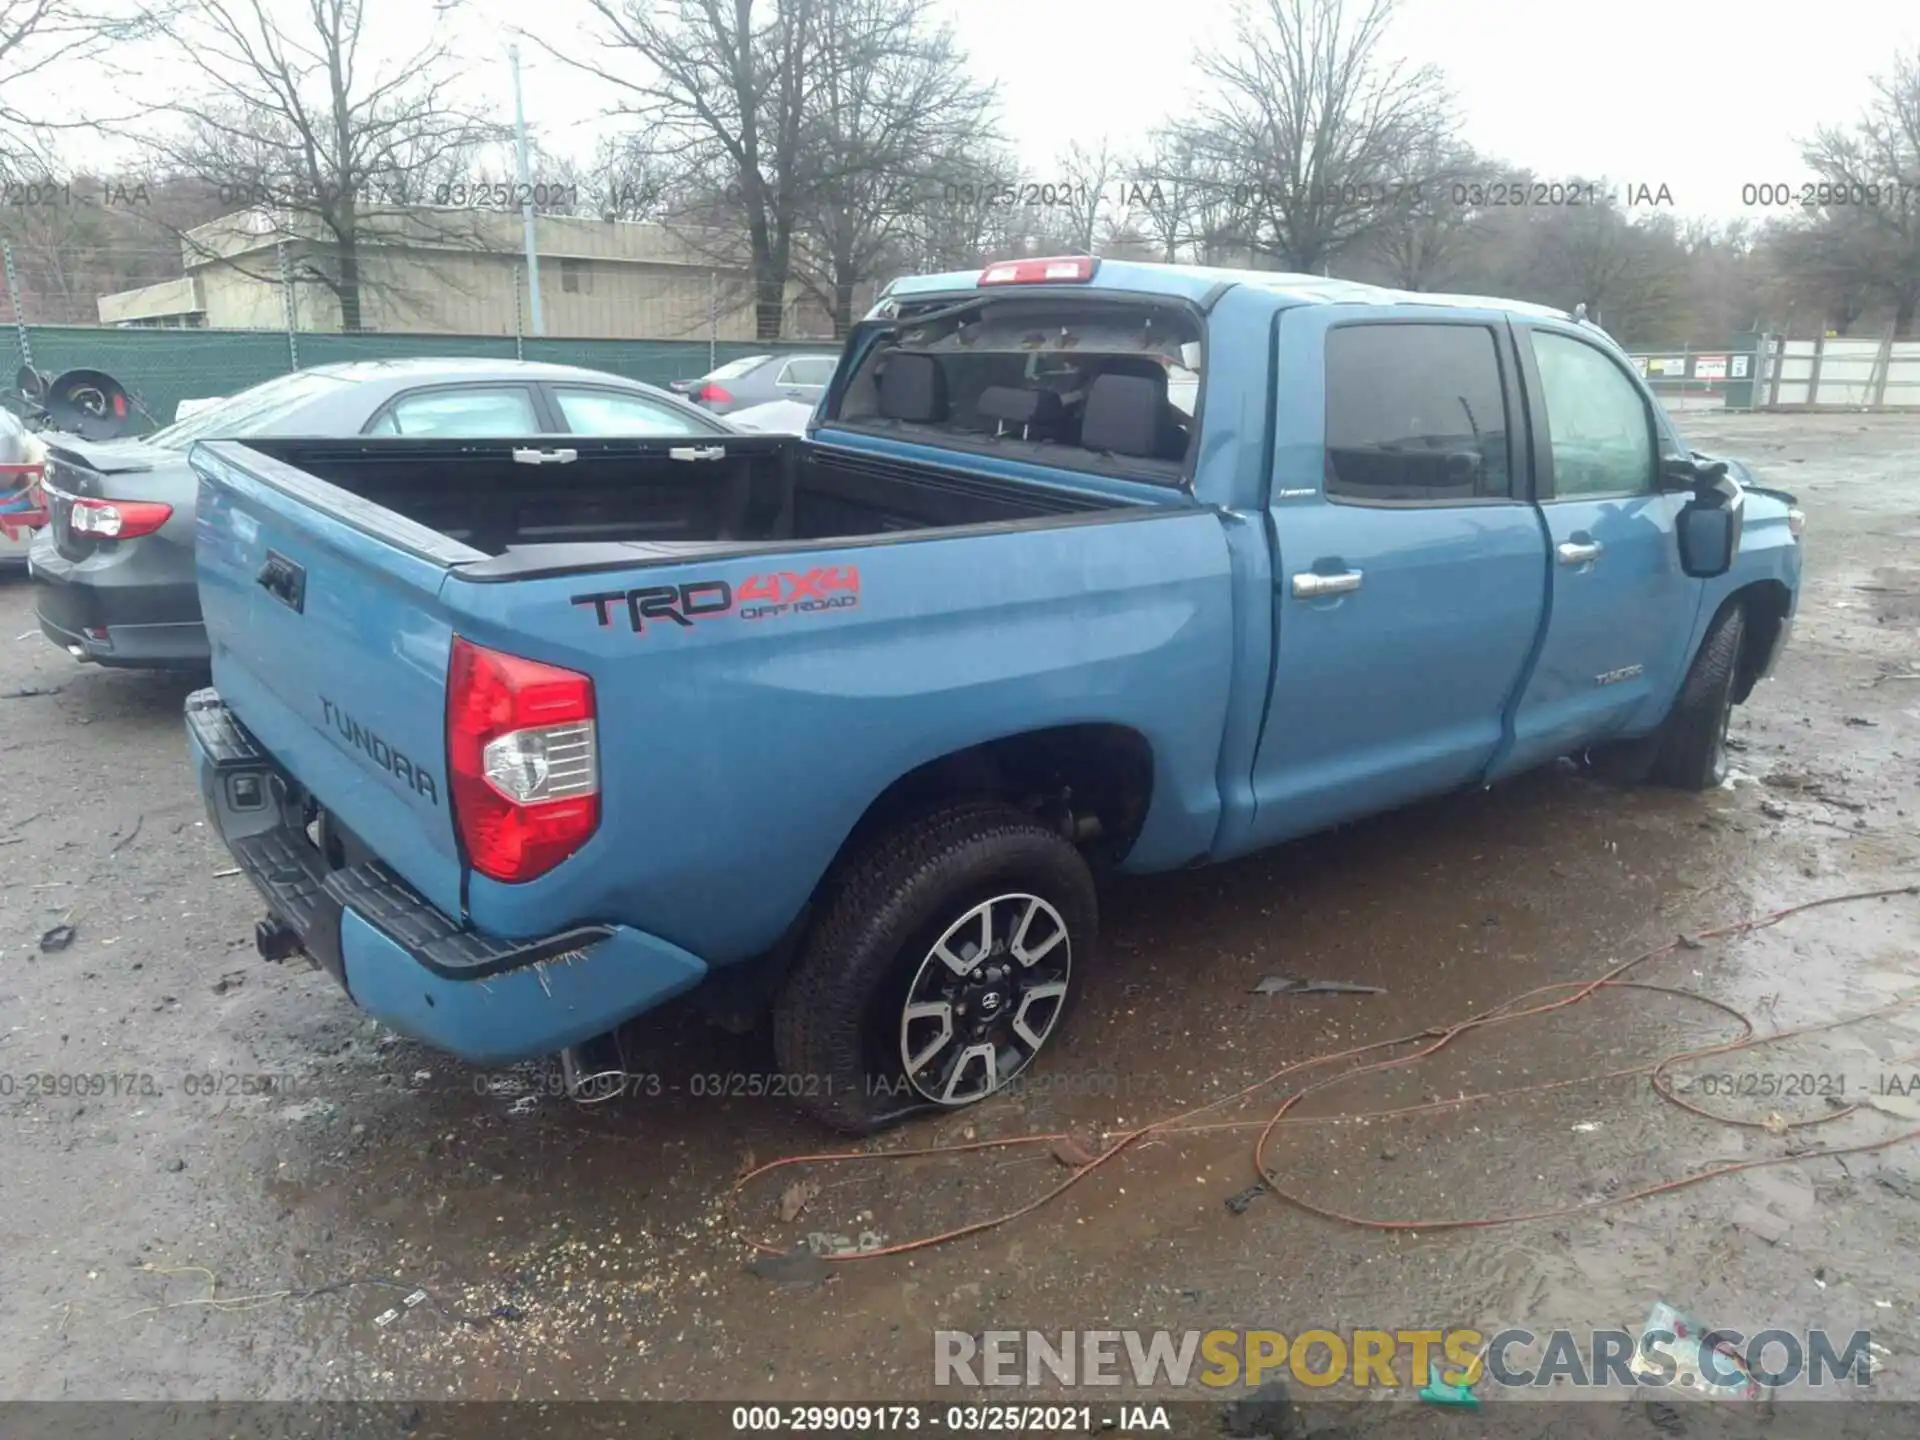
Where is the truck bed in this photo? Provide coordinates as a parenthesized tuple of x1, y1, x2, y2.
(189, 426, 1229, 962)
(233, 435, 1127, 560)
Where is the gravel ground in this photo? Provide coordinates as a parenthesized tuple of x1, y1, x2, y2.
(0, 410, 1916, 1422)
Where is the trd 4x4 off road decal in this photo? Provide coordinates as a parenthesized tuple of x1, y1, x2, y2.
(571, 566, 860, 636)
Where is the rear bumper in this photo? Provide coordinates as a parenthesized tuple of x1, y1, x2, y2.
(186, 688, 709, 1064)
(32, 535, 209, 668)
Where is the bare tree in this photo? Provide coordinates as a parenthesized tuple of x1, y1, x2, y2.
(1122, 127, 1251, 264)
(547, 0, 827, 339)
(128, 0, 507, 331)
(889, 142, 1019, 272)
(1365, 142, 1498, 290)
(1189, 0, 1453, 274)
(1793, 50, 1920, 335)
(0, 168, 246, 322)
(1, 0, 163, 179)
(574, 129, 679, 220)
(788, 0, 996, 334)
(1051, 138, 1124, 255)
(1673, 217, 1763, 339)
(1757, 213, 1884, 335)
(1517, 200, 1686, 339)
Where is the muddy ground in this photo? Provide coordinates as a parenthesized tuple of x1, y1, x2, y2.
(1, 411, 1917, 1419)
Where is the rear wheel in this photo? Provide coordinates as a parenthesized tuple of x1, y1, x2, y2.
(772, 800, 1097, 1134)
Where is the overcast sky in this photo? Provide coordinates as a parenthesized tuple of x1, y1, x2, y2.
(489, 0, 1919, 223)
(30, 0, 1920, 223)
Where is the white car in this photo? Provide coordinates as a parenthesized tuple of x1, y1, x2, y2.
(726, 397, 818, 435)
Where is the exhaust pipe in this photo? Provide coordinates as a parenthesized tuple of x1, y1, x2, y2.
(557, 1030, 630, 1103)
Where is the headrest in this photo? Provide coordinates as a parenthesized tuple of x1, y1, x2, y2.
(1081, 374, 1164, 457)
(975, 386, 1065, 429)
(1095, 355, 1172, 384)
(876, 353, 947, 422)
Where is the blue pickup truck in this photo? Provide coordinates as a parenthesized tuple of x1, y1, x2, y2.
(184, 257, 1803, 1132)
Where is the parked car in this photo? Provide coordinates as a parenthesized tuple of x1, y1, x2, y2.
(30, 358, 733, 670)
(184, 257, 1802, 1135)
(726, 397, 818, 434)
(0, 406, 48, 568)
(669, 352, 838, 415)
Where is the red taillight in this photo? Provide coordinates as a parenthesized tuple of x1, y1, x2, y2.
(68, 496, 172, 539)
(696, 383, 734, 404)
(447, 637, 600, 884)
(979, 255, 1099, 286)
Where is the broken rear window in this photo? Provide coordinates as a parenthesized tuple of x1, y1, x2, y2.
(831, 299, 1204, 483)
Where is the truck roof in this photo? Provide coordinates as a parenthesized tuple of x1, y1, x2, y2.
(883, 258, 1573, 323)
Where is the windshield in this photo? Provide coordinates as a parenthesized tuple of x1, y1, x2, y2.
(144, 369, 358, 450)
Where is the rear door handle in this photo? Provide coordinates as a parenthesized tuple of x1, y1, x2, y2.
(669, 446, 727, 461)
(1557, 540, 1603, 565)
(1291, 570, 1363, 598)
(512, 447, 578, 466)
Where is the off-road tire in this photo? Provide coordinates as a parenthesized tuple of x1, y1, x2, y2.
(1647, 603, 1745, 791)
(771, 799, 1098, 1134)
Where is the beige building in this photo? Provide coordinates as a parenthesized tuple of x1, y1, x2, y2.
(97, 207, 868, 340)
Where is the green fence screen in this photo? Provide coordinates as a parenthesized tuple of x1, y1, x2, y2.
(0, 325, 834, 434)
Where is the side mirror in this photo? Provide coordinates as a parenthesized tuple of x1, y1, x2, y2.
(1660, 454, 1729, 491)
(1676, 475, 1745, 579)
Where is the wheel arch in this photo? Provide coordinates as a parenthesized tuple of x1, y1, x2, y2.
(1726, 578, 1792, 704)
(697, 725, 1155, 1030)
(830, 722, 1158, 879)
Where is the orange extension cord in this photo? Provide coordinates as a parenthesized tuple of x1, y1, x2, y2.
(725, 883, 1920, 1258)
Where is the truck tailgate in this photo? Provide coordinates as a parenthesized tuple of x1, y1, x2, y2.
(192, 441, 468, 918)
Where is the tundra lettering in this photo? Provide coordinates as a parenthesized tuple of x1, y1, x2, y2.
(318, 695, 440, 805)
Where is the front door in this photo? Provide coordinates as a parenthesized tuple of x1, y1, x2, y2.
(1498, 323, 1705, 776)
(1248, 311, 1550, 848)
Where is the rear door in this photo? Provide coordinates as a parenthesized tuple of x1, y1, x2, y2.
(1497, 322, 1704, 774)
(1249, 309, 1550, 846)
(192, 440, 469, 917)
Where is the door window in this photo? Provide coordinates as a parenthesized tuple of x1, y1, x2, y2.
(1528, 331, 1657, 498)
(1323, 324, 1513, 502)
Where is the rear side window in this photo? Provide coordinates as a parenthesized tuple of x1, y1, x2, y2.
(1324, 324, 1512, 503)
(777, 357, 835, 386)
(368, 386, 541, 437)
